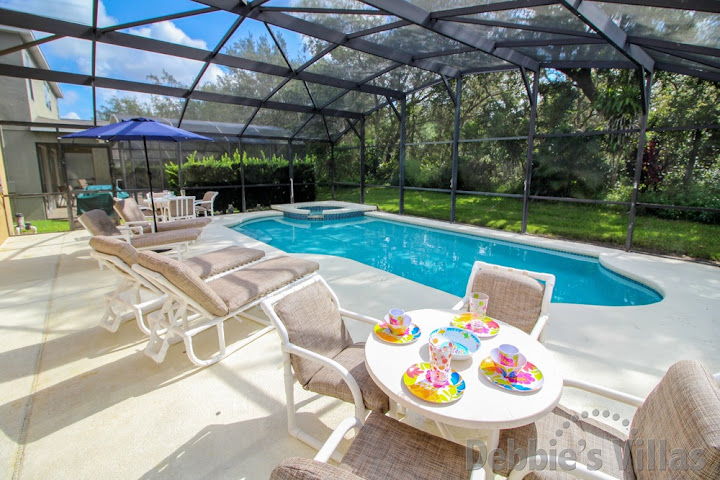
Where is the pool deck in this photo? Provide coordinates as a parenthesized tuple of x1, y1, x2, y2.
(1, 210, 718, 479)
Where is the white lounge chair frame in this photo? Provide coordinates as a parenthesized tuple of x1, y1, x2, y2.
(260, 275, 384, 456)
(452, 260, 556, 342)
(132, 260, 319, 367)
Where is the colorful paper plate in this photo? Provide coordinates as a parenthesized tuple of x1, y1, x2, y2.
(374, 322, 421, 344)
(402, 363, 465, 403)
(429, 327, 481, 360)
(479, 356, 544, 392)
(451, 312, 500, 338)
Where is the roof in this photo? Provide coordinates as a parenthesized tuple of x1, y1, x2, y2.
(0, 26, 63, 98)
(0, 1, 718, 141)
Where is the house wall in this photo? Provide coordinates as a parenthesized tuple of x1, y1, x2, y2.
(0, 32, 32, 122)
(1, 127, 61, 220)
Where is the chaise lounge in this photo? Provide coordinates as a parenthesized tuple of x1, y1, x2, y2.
(131, 250, 320, 366)
(88, 235, 266, 334)
(79, 209, 201, 260)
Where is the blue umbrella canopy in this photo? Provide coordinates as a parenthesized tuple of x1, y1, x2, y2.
(62, 117, 213, 142)
(63, 118, 213, 230)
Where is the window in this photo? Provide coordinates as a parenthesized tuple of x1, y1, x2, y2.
(24, 52, 35, 100)
(43, 82, 52, 111)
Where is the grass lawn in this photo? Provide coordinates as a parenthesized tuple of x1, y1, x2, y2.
(319, 186, 720, 263)
(21, 219, 71, 234)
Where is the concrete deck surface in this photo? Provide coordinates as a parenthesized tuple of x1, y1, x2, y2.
(1, 211, 718, 479)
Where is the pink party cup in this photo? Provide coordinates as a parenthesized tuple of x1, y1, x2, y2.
(427, 336, 454, 387)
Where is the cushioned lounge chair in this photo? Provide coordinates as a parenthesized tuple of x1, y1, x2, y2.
(270, 412, 483, 480)
(194, 191, 218, 218)
(260, 275, 390, 454)
(493, 360, 720, 480)
(453, 260, 555, 342)
(79, 209, 201, 260)
(131, 251, 320, 366)
(88, 235, 265, 334)
(114, 197, 210, 233)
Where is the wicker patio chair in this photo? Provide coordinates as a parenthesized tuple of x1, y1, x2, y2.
(194, 191, 218, 218)
(114, 197, 210, 233)
(493, 359, 720, 480)
(260, 275, 390, 454)
(270, 412, 483, 479)
(453, 260, 556, 342)
(88, 235, 265, 334)
(131, 251, 320, 366)
(78, 209, 201, 260)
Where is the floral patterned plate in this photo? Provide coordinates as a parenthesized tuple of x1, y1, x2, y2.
(429, 327, 481, 360)
(451, 312, 500, 338)
(373, 322, 421, 344)
(479, 356, 544, 392)
(402, 363, 465, 403)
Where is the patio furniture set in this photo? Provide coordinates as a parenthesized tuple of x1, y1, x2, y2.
(78, 208, 720, 479)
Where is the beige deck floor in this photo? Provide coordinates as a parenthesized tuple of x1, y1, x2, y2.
(1, 211, 718, 479)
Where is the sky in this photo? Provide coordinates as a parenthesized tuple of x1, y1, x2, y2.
(0, 0, 309, 120)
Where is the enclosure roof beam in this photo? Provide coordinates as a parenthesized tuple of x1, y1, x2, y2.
(194, 0, 462, 78)
(628, 37, 720, 59)
(593, 0, 720, 14)
(0, 64, 363, 118)
(0, 8, 403, 98)
(0, 34, 65, 58)
(432, 0, 559, 19)
(447, 16, 601, 40)
(359, 0, 539, 70)
(559, 0, 655, 71)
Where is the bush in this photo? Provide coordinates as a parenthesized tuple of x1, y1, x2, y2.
(165, 149, 316, 211)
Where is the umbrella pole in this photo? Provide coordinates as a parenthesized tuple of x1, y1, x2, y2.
(143, 137, 159, 232)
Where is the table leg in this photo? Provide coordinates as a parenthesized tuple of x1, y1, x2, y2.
(483, 428, 500, 478)
(435, 421, 456, 442)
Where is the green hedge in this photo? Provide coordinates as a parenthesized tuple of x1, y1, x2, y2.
(165, 149, 316, 211)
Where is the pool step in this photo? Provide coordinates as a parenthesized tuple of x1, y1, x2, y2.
(307, 214, 323, 220)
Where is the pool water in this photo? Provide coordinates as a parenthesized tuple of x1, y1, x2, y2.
(233, 216, 662, 306)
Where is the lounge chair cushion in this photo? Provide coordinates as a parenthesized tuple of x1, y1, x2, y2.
(80, 209, 122, 236)
(341, 412, 472, 480)
(273, 279, 352, 386)
(183, 246, 265, 278)
(89, 235, 139, 266)
(137, 250, 228, 316)
(127, 228, 201, 249)
(306, 343, 389, 413)
(114, 198, 147, 223)
(470, 267, 544, 334)
(270, 457, 363, 480)
(209, 256, 320, 316)
(629, 360, 720, 480)
(155, 217, 210, 232)
(494, 404, 634, 480)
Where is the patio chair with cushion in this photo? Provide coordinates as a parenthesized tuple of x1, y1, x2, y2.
(88, 235, 265, 334)
(270, 411, 483, 480)
(493, 359, 720, 480)
(78, 209, 201, 260)
(114, 197, 210, 233)
(260, 275, 390, 453)
(131, 250, 320, 366)
(453, 260, 555, 342)
(195, 191, 218, 218)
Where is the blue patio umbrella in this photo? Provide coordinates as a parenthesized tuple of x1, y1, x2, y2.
(63, 118, 213, 231)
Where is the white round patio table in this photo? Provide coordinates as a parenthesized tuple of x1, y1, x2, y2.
(364, 309, 563, 478)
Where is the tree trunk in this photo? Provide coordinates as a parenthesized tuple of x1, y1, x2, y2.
(683, 129, 702, 186)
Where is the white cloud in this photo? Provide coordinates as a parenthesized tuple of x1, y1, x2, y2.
(128, 21, 209, 50)
(62, 112, 81, 120)
(0, 0, 116, 26)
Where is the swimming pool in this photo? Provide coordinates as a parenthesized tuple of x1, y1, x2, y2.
(233, 215, 662, 306)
